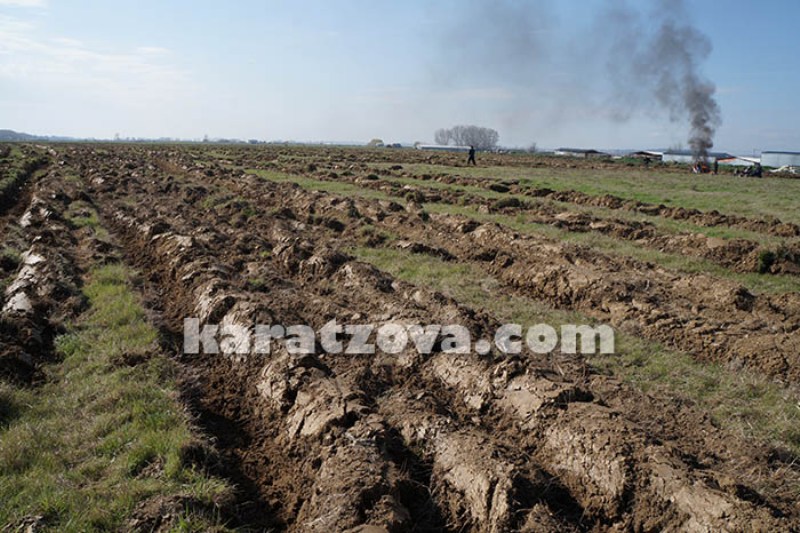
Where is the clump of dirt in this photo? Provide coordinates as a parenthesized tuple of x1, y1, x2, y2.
(0, 169, 85, 384)
(47, 144, 800, 531)
(260, 157, 800, 275)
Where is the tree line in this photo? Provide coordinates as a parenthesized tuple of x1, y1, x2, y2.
(434, 125, 499, 151)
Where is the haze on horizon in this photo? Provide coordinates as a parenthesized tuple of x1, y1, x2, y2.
(1, 0, 798, 154)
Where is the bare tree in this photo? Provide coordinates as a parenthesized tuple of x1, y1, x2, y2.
(434, 125, 499, 151)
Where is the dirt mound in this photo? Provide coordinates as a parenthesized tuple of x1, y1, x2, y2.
(245, 175, 800, 384)
(260, 159, 800, 276)
(0, 171, 83, 383)
(65, 144, 799, 530)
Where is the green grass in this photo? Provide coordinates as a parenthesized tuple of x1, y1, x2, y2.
(200, 195, 258, 220)
(69, 210, 101, 229)
(372, 162, 800, 225)
(0, 246, 22, 293)
(247, 166, 799, 294)
(245, 168, 396, 201)
(0, 245, 21, 265)
(352, 246, 800, 461)
(423, 202, 800, 295)
(373, 172, 796, 246)
(0, 264, 234, 532)
(0, 146, 49, 199)
(64, 202, 111, 241)
(0, 162, 35, 198)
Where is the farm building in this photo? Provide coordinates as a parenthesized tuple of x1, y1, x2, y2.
(628, 150, 664, 161)
(554, 148, 610, 159)
(415, 144, 471, 153)
(662, 150, 732, 164)
(718, 156, 758, 167)
(761, 151, 800, 168)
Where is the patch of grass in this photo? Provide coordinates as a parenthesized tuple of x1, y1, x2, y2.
(357, 224, 396, 245)
(200, 193, 258, 220)
(374, 162, 800, 225)
(200, 194, 230, 210)
(246, 277, 267, 292)
(0, 246, 22, 292)
(375, 171, 795, 246)
(243, 165, 800, 293)
(253, 168, 798, 293)
(0, 148, 48, 198)
(758, 250, 777, 274)
(64, 202, 111, 242)
(0, 246, 21, 266)
(593, 335, 800, 460)
(352, 246, 800, 459)
(0, 263, 233, 532)
(245, 168, 397, 202)
(424, 202, 800, 295)
(69, 211, 100, 229)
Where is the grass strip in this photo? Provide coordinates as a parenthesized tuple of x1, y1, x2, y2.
(0, 263, 233, 532)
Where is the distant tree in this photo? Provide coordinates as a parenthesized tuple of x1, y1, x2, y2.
(433, 125, 499, 151)
(367, 138, 385, 147)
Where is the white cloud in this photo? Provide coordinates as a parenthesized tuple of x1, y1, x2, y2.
(0, 0, 46, 7)
(136, 46, 170, 55)
(0, 14, 192, 108)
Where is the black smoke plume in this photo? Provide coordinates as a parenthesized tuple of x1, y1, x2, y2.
(439, 0, 721, 158)
(610, 0, 721, 160)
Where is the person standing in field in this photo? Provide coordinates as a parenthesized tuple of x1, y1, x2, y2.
(467, 146, 476, 165)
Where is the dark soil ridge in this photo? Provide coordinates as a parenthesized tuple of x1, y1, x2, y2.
(64, 144, 799, 531)
(242, 174, 800, 385)
(0, 167, 84, 384)
(264, 159, 800, 275)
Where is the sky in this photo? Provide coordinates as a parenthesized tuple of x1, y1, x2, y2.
(0, 0, 798, 154)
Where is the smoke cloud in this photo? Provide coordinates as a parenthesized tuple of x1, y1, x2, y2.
(606, 0, 721, 159)
(439, 0, 721, 157)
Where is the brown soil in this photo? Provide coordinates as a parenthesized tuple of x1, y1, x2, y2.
(0, 167, 84, 384)
(265, 155, 800, 275)
(35, 144, 799, 531)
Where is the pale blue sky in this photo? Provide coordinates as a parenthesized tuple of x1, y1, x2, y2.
(1, 0, 798, 153)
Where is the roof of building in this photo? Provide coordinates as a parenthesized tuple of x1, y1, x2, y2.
(416, 144, 471, 151)
(663, 149, 732, 159)
(628, 150, 664, 157)
(730, 156, 760, 163)
(555, 148, 607, 154)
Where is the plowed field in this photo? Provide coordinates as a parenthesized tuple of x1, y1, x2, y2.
(2, 144, 799, 531)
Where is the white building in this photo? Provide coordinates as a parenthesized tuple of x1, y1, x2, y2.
(761, 151, 800, 168)
(554, 148, 609, 159)
(415, 144, 471, 153)
(662, 150, 731, 164)
(718, 156, 759, 167)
